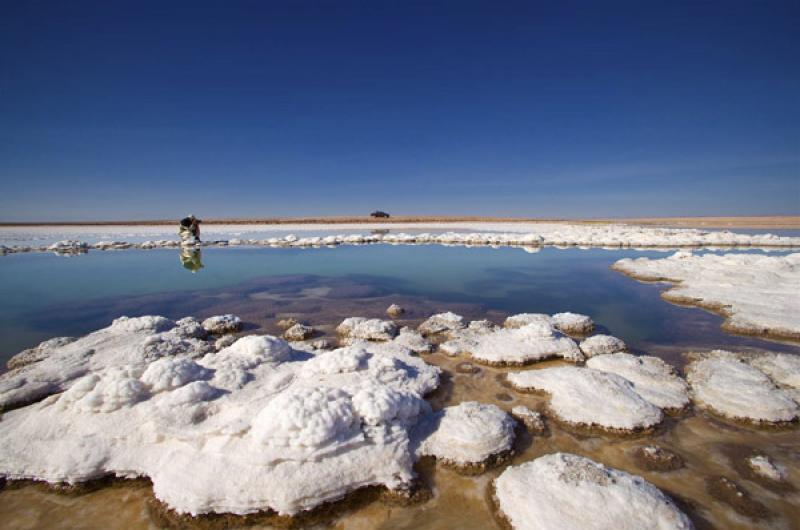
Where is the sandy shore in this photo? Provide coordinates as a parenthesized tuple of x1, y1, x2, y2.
(2, 216, 798, 229)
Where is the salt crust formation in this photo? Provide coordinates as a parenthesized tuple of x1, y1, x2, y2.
(685, 351, 799, 424)
(507, 365, 665, 431)
(0, 316, 444, 517)
(201, 314, 242, 334)
(336, 317, 398, 342)
(586, 353, 690, 411)
(579, 334, 627, 358)
(417, 312, 466, 335)
(510, 406, 546, 433)
(614, 251, 800, 339)
(748, 352, 800, 403)
(494, 453, 694, 530)
(442, 315, 584, 365)
(283, 323, 313, 341)
(415, 401, 516, 470)
(5, 223, 800, 256)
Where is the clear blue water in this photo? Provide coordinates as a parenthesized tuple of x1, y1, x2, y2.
(1, 244, 798, 369)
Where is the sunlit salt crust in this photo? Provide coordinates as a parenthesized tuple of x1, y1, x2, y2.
(0, 317, 443, 517)
(417, 312, 466, 335)
(493, 453, 694, 530)
(414, 401, 516, 472)
(441, 316, 583, 366)
(579, 335, 627, 357)
(586, 353, 690, 411)
(2, 222, 799, 255)
(613, 251, 800, 340)
(507, 366, 664, 431)
(748, 352, 800, 403)
(685, 351, 798, 424)
(336, 317, 398, 342)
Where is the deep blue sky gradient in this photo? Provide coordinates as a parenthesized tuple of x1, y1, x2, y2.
(1, 1, 798, 220)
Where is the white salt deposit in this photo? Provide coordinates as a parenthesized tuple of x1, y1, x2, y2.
(461, 321, 583, 365)
(201, 314, 242, 334)
(685, 351, 799, 423)
(283, 323, 313, 341)
(579, 335, 627, 358)
(748, 352, 800, 402)
(747, 455, 787, 482)
(507, 366, 663, 431)
(391, 327, 433, 353)
(614, 252, 800, 339)
(586, 353, 690, 411)
(415, 401, 515, 467)
(0, 316, 210, 411)
(4, 222, 799, 253)
(336, 317, 398, 342)
(550, 312, 594, 335)
(417, 312, 466, 335)
(0, 320, 442, 517)
(504, 313, 552, 329)
(494, 453, 694, 530)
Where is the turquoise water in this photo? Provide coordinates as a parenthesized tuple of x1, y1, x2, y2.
(1, 245, 797, 368)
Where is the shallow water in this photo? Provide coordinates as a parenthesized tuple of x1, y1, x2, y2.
(0, 244, 798, 529)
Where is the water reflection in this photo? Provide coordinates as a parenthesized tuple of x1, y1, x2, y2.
(179, 247, 204, 273)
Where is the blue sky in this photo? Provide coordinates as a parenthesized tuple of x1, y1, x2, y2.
(1, 1, 798, 221)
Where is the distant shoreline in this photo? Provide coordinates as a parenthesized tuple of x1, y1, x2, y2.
(0, 216, 798, 229)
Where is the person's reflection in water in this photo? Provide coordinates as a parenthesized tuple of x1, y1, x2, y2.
(180, 247, 204, 273)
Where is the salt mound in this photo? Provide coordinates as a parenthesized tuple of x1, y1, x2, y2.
(391, 327, 433, 353)
(416, 401, 515, 471)
(748, 352, 800, 402)
(418, 312, 466, 335)
(551, 312, 594, 335)
(336, 317, 398, 341)
(614, 252, 800, 340)
(201, 314, 242, 334)
(586, 353, 690, 411)
(0, 324, 441, 517)
(494, 453, 694, 530)
(579, 335, 626, 358)
(0, 316, 211, 411)
(463, 323, 583, 366)
(504, 313, 551, 329)
(685, 351, 798, 424)
(508, 366, 663, 431)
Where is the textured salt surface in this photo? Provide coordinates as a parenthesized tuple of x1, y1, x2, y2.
(579, 335, 627, 358)
(685, 351, 799, 424)
(440, 314, 584, 365)
(586, 353, 690, 411)
(0, 316, 443, 516)
(614, 251, 800, 339)
(507, 366, 664, 431)
(494, 453, 694, 530)
(415, 401, 515, 469)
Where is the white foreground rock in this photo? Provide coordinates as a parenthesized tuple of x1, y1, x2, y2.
(507, 366, 663, 431)
(579, 335, 627, 358)
(0, 319, 442, 517)
(586, 353, 690, 411)
(415, 401, 515, 470)
(614, 252, 800, 339)
(391, 327, 433, 354)
(494, 453, 694, 530)
(685, 351, 798, 423)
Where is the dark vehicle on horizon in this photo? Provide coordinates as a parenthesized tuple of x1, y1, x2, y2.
(370, 211, 390, 218)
